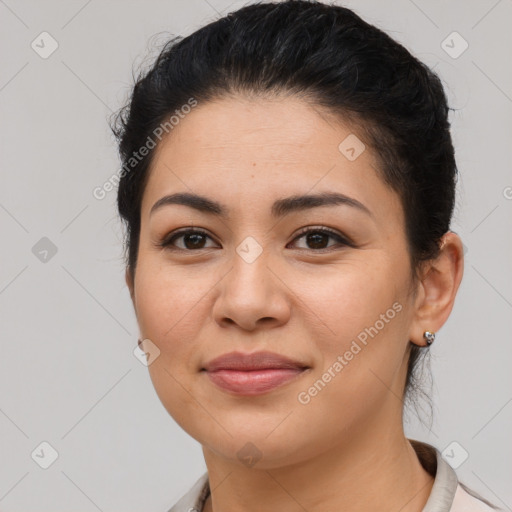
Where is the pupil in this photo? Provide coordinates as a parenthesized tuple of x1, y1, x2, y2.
(185, 233, 205, 249)
(307, 232, 328, 249)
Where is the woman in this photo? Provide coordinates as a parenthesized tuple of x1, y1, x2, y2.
(111, 1, 497, 510)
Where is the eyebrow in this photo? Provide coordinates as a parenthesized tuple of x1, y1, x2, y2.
(149, 191, 373, 219)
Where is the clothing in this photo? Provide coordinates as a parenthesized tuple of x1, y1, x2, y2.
(166, 439, 496, 512)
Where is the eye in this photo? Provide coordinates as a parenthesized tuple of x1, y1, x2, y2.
(160, 229, 219, 251)
(288, 227, 353, 251)
(159, 226, 353, 252)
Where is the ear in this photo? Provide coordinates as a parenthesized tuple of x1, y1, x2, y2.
(408, 231, 464, 347)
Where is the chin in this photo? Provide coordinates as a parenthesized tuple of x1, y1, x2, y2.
(192, 417, 325, 470)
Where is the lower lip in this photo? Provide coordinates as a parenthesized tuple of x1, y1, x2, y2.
(205, 368, 306, 395)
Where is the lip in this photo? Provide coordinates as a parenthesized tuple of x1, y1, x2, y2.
(202, 351, 310, 396)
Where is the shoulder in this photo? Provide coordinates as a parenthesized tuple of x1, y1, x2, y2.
(166, 472, 209, 512)
(450, 483, 499, 512)
(408, 439, 499, 512)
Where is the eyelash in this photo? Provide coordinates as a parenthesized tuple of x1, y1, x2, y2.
(159, 226, 354, 252)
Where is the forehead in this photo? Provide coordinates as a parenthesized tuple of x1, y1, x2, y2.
(141, 95, 403, 225)
(155, 95, 348, 160)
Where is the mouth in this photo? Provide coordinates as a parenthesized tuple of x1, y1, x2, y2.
(201, 351, 310, 396)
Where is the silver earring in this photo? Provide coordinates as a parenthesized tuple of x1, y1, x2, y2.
(423, 331, 435, 346)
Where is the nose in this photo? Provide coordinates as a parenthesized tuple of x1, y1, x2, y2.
(212, 250, 291, 332)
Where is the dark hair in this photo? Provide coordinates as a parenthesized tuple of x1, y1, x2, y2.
(110, 0, 457, 412)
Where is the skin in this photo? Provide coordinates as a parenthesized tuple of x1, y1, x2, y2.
(126, 95, 464, 512)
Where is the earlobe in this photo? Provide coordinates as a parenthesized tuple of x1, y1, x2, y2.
(409, 231, 464, 347)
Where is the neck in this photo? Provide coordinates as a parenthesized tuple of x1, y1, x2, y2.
(202, 419, 434, 512)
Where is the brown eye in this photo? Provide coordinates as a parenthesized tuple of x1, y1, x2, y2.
(161, 229, 219, 251)
(288, 227, 352, 251)
(305, 231, 330, 249)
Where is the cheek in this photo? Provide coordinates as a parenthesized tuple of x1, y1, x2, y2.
(133, 258, 215, 346)
(133, 262, 213, 429)
(294, 293, 409, 446)
(300, 258, 408, 346)
(297, 257, 412, 401)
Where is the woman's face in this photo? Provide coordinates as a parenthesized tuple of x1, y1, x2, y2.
(128, 95, 425, 467)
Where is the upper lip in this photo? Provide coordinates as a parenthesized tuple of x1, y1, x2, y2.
(202, 351, 309, 372)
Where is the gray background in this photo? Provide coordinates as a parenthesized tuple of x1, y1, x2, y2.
(0, 0, 511, 511)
